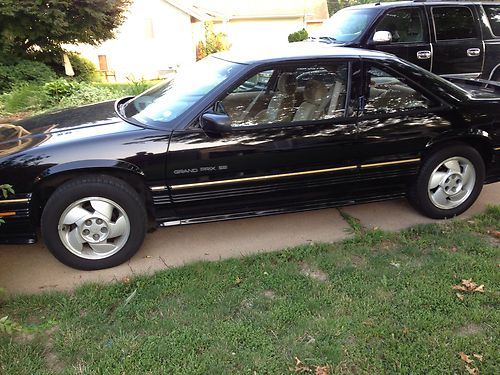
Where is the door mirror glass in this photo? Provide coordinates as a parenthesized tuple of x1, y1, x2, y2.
(372, 31, 393, 44)
(201, 113, 232, 135)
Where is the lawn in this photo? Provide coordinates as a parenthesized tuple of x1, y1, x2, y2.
(0, 207, 499, 374)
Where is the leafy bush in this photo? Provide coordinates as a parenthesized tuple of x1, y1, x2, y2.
(0, 60, 56, 93)
(58, 82, 115, 107)
(288, 28, 309, 43)
(1, 84, 50, 113)
(44, 79, 81, 103)
(68, 53, 98, 82)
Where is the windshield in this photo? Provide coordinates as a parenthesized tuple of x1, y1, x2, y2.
(318, 8, 377, 43)
(124, 56, 244, 126)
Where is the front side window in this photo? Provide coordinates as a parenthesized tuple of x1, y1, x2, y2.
(219, 62, 349, 127)
(123, 56, 244, 126)
(484, 5, 500, 36)
(432, 7, 479, 40)
(318, 8, 378, 43)
(363, 66, 433, 115)
(375, 8, 426, 43)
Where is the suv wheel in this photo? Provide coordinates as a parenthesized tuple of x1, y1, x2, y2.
(41, 175, 147, 270)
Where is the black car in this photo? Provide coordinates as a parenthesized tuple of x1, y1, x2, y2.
(313, 1, 500, 80)
(1, 45, 499, 270)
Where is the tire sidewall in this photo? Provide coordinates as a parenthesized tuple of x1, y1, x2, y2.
(41, 177, 147, 270)
(413, 145, 485, 219)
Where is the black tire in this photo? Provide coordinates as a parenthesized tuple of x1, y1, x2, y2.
(41, 175, 147, 270)
(408, 144, 485, 219)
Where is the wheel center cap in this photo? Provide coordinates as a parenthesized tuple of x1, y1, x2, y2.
(80, 217, 110, 243)
(442, 173, 463, 196)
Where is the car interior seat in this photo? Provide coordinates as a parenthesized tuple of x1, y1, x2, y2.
(254, 73, 297, 123)
(293, 80, 328, 122)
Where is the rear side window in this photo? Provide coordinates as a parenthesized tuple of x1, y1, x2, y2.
(484, 5, 500, 36)
(432, 6, 479, 40)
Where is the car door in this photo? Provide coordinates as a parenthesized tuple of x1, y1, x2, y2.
(369, 7, 432, 71)
(355, 60, 454, 195)
(165, 60, 361, 220)
(428, 5, 484, 76)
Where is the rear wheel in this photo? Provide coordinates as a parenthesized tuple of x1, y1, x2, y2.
(408, 145, 485, 219)
(41, 175, 147, 270)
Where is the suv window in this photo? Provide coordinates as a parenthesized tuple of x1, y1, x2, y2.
(375, 8, 426, 43)
(220, 63, 349, 127)
(364, 66, 433, 115)
(484, 5, 500, 36)
(432, 7, 479, 40)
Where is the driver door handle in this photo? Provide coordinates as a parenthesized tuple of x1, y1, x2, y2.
(467, 48, 481, 57)
(417, 50, 431, 60)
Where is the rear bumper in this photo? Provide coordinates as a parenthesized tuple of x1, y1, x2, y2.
(0, 194, 37, 244)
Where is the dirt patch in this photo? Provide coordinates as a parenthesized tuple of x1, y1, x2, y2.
(350, 255, 367, 267)
(299, 263, 329, 283)
(262, 289, 276, 299)
(374, 287, 393, 301)
(456, 323, 484, 337)
(42, 326, 65, 373)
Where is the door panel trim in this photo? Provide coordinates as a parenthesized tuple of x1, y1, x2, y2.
(169, 157, 422, 190)
(170, 165, 358, 190)
(360, 158, 421, 169)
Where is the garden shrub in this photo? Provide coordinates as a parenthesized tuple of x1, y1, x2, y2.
(44, 79, 81, 103)
(68, 53, 98, 82)
(0, 60, 56, 93)
(58, 82, 115, 107)
(288, 28, 309, 43)
(1, 84, 50, 113)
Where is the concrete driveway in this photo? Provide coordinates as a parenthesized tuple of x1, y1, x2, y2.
(1, 183, 498, 295)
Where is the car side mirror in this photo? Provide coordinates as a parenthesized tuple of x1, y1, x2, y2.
(372, 31, 392, 45)
(201, 113, 232, 135)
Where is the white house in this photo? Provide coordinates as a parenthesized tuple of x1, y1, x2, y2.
(69, 0, 329, 82)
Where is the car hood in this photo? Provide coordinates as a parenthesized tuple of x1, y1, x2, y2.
(0, 100, 141, 157)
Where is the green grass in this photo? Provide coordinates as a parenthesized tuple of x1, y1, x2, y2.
(1, 207, 499, 374)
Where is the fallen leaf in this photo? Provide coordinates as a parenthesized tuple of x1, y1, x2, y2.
(289, 357, 310, 373)
(459, 352, 473, 364)
(390, 261, 400, 268)
(465, 365, 479, 375)
(452, 279, 485, 293)
(456, 293, 464, 301)
(491, 230, 500, 239)
(122, 277, 131, 284)
(402, 327, 409, 335)
(473, 353, 483, 361)
(315, 365, 330, 375)
(450, 246, 458, 253)
(235, 276, 242, 285)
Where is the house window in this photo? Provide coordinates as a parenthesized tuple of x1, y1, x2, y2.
(98, 55, 108, 71)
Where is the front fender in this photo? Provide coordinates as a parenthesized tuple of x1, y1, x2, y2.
(35, 159, 145, 183)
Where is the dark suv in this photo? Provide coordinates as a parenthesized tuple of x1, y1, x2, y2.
(314, 1, 500, 80)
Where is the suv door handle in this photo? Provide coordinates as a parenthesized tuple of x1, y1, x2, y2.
(416, 50, 431, 60)
(467, 48, 481, 57)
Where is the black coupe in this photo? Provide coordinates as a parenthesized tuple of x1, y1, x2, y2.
(1, 44, 499, 270)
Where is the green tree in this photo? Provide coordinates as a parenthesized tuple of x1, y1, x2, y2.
(0, 0, 131, 63)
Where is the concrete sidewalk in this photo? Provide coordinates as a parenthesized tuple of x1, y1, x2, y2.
(0, 183, 498, 295)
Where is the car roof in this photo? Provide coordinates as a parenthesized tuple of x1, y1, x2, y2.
(214, 42, 395, 65)
(344, 1, 486, 10)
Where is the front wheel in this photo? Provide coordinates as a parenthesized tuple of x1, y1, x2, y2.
(41, 175, 147, 270)
(408, 145, 485, 219)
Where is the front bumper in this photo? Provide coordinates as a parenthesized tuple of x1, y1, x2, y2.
(0, 194, 37, 244)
